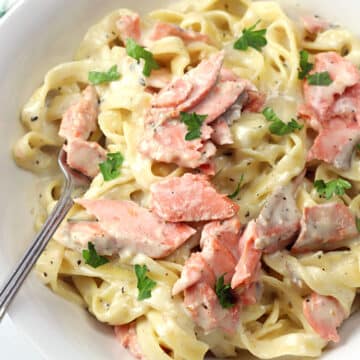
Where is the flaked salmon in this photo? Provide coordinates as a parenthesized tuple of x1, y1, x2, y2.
(301, 52, 360, 129)
(303, 293, 346, 343)
(149, 22, 210, 44)
(74, 199, 196, 258)
(307, 120, 360, 170)
(210, 118, 233, 145)
(54, 220, 115, 255)
(116, 14, 141, 43)
(59, 86, 98, 141)
(231, 220, 262, 289)
(301, 15, 329, 34)
(115, 323, 144, 360)
(292, 202, 358, 253)
(150, 173, 239, 222)
(64, 139, 106, 178)
(139, 122, 216, 169)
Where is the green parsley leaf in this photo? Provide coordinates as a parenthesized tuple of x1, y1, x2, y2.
(99, 152, 124, 181)
(307, 71, 333, 86)
(126, 38, 159, 77)
(228, 175, 244, 199)
(356, 217, 360, 233)
(0, 8, 6, 17)
(215, 275, 236, 309)
(135, 264, 157, 300)
(314, 178, 352, 200)
(298, 50, 314, 80)
(356, 143, 360, 151)
(88, 65, 120, 85)
(82, 242, 109, 268)
(234, 20, 267, 51)
(262, 107, 303, 136)
(180, 112, 207, 140)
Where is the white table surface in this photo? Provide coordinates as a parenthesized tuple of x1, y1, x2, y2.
(0, 3, 42, 359)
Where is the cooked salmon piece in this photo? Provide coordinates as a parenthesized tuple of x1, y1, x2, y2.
(146, 68, 172, 89)
(64, 139, 106, 178)
(149, 52, 224, 115)
(59, 86, 98, 141)
(173, 217, 240, 295)
(210, 118, 233, 145)
(329, 83, 360, 125)
(190, 80, 247, 124)
(152, 78, 193, 108)
(75, 199, 196, 258)
(139, 122, 216, 169)
(292, 203, 358, 253)
(254, 183, 301, 253)
(303, 293, 346, 343)
(243, 90, 266, 113)
(302, 52, 360, 128)
(200, 225, 239, 283)
(239, 282, 263, 306)
(115, 323, 145, 360)
(231, 221, 262, 289)
(307, 120, 360, 170)
(301, 15, 329, 34)
(54, 220, 116, 255)
(200, 216, 241, 259)
(172, 253, 214, 295)
(150, 173, 239, 222)
(149, 22, 209, 44)
(184, 281, 240, 334)
(116, 14, 141, 43)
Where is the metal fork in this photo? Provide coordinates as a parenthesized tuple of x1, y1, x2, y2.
(0, 148, 90, 320)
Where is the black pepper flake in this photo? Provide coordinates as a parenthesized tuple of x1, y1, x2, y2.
(121, 287, 125, 294)
(43, 272, 48, 277)
(317, 254, 322, 259)
(165, 273, 169, 277)
(245, 211, 250, 217)
(306, 298, 310, 303)
(50, 260, 54, 265)
(31, 116, 39, 122)
(77, 260, 82, 265)
(202, 304, 208, 310)
(322, 268, 325, 271)
(35, 160, 40, 165)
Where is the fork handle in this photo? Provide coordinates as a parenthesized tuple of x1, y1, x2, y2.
(0, 194, 74, 321)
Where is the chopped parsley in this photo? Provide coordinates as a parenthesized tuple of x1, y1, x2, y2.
(134, 264, 157, 300)
(0, 8, 6, 17)
(215, 275, 236, 309)
(99, 152, 124, 181)
(314, 178, 352, 199)
(298, 50, 313, 80)
(126, 38, 159, 76)
(82, 242, 109, 268)
(233, 20, 267, 51)
(88, 65, 120, 85)
(228, 175, 244, 199)
(180, 112, 207, 141)
(262, 107, 303, 136)
(307, 71, 333, 86)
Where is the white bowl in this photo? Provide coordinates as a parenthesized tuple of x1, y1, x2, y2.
(0, 0, 359, 359)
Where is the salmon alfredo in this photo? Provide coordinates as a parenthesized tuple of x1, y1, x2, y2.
(13, 0, 360, 359)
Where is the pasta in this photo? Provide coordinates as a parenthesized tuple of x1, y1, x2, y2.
(13, 0, 360, 359)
